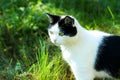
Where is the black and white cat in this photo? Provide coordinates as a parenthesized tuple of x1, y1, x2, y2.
(47, 13, 120, 80)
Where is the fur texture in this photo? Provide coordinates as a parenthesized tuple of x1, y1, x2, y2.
(47, 13, 120, 80)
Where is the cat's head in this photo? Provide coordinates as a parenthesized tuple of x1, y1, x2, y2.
(47, 13, 78, 45)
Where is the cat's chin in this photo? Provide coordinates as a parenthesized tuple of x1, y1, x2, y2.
(51, 41, 62, 46)
(53, 43, 61, 46)
(52, 42, 62, 46)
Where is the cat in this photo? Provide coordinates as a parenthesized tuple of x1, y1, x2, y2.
(46, 13, 120, 80)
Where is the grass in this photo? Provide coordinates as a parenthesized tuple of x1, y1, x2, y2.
(14, 39, 74, 80)
(0, 0, 120, 80)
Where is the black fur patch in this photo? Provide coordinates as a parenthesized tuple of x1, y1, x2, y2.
(47, 13, 60, 25)
(58, 16, 77, 37)
(95, 36, 120, 78)
(51, 15, 60, 25)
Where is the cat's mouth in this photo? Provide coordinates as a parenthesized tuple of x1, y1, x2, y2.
(52, 40, 61, 46)
(53, 42, 61, 46)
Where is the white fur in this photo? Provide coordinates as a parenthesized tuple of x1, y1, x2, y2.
(48, 17, 112, 80)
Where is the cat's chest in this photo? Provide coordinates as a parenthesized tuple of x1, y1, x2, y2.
(60, 45, 95, 66)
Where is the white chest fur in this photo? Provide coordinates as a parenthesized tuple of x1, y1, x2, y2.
(60, 31, 111, 80)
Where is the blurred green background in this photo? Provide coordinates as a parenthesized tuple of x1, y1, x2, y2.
(0, 0, 120, 80)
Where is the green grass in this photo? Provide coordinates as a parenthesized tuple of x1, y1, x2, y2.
(14, 39, 74, 80)
(0, 0, 120, 80)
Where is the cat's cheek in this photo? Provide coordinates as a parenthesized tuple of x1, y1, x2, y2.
(56, 38, 65, 45)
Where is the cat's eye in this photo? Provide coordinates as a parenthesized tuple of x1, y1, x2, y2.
(50, 31, 53, 34)
(59, 32, 64, 36)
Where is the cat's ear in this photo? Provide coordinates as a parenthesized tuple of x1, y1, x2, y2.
(64, 16, 74, 26)
(46, 13, 60, 24)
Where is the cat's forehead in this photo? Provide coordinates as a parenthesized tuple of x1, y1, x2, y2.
(46, 13, 75, 26)
(52, 16, 66, 24)
(55, 16, 74, 24)
(48, 15, 74, 28)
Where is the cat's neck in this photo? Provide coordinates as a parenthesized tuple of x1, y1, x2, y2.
(61, 19, 92, 47)
(74, 19, 89, 37)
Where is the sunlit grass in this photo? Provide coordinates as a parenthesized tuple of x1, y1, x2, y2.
(14, 39, 74, 80)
